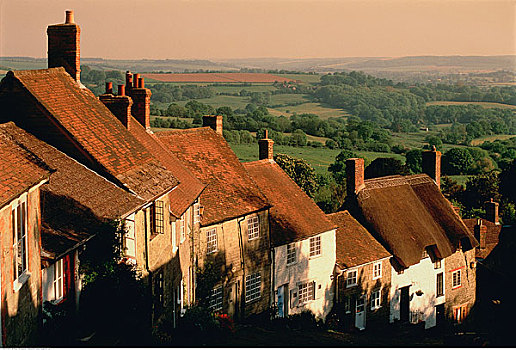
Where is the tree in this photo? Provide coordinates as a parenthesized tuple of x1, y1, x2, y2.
(405, 149, 423, 174)
(364, 157, 410, 179)
(274, 153, 319, 198)
(166, 103, 186, 117)
(442, 148, 475, 175)
(328, 150, 358, 183)
(499, 159, 516, 204)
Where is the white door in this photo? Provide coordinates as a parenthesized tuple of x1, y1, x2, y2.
(277, 286, 285, 318)
(355, 295, 366, 330)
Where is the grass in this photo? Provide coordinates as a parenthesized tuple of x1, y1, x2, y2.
(447, 175, 472, 186)
(268, 102, 349, 119)
(269, 93, 310, 105)
(426, 101, 516, 110)
(276, 73, 321, 84)
(229, 143, 405, 176)
(174, 95, 250, 110)
(470, 134, 516, 146)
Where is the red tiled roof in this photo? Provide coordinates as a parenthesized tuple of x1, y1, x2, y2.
(156, 127, 270, 226)
(0, 122, 50, 207)
(327, 210, 391, 269)
(463, 218, 502, 259)
(244, 159, 336, 247)
(128, 120, 205, 217)
(4, 68, 179, 201)
(0, 122, 145, 259)
(356, 174, 477, 268)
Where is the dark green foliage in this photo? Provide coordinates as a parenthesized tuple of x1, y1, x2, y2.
(405, 149, 423, 174)
(364, 157, 410, 179)
(151, 117, 193, 129)
(499, 160, 516, 204)
(442, 148, 475, 175)
(274, 153, 319, 198)
(328, 150, 358, 183)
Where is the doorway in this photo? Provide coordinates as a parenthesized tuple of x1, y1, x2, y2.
(400, 286, 410, 322)
(355, 295, 366, 330)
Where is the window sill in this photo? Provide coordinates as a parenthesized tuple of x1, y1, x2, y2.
(245, 297, 261, 305)
(452, 285, 462, 290)
(286, 261, 297, 267)
(309, 254, 321, 260)
(371, 305, 382, 311)
(248, 236, 260, 241)
(346, 283, 358, 289)
(372, 275, 382, 280)
(207, 250, 218, 255)
(150, 232, 160, 241)
(13, 272, 31, 292)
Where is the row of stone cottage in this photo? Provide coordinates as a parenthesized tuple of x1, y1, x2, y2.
(0, 10, 498, 346)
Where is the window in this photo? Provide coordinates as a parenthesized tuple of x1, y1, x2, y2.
(53, 259, 64, 302)
(171, 219, 177, 253)
(123, 216, 136, 257)
(346, 270, 357, 287)
(436, 272, 444, 297)
(298, 282, 315, 304)
(453, 304, 468, 323)
(152, 200, 164, 234)
(309, 235, 321, 257)
(209, 286, 223, 311)
(12, 200, 28, 286)
(452, 269, 462, 289)
(180, 214, 185, 243)
(193, 200, 201, 224)
(206, 228, 217, 254)
(344, 295, 351, 314)
(370, 288, 381, 310)
(422, 250, 429, 259)
(287, 243, 297, 265)
(154, 270, 164, 316)
(356, 295, 365, 313)
(373, 261, 382, 280)
(245, 272, 261, 303)
(247, 216, 260, 240)
(434, 259, 442, 269)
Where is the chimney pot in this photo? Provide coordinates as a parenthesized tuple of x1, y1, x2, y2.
(118, 84, 125, 96)
(133, 73, 140, 88)
(203, 115, 223, 135)
(138, 77, 144, 88)
(105, 82, 113, 94)
(65, 10, 74, 24)
(346, 158, 365, 197)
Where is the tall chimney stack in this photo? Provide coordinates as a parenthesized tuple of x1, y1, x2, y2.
(99, 83, 133, 129)
(259, 129, 274, 160)
(127, 75, 152, 130)
(484, 198, 500, 225)
(47, 10, 81, 82)
(346, 158, 365, 197)
(422, 145, 441, 189)
(203, 115, 223, 135)
(474, 218, 487, 249)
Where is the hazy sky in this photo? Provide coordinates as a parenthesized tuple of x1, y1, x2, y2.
(1, 0, 514, 60)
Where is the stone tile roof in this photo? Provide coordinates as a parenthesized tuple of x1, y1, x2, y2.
(4, 68, 179, 201)
(128, 121, 205, 217)
(356, 174, 478, 268)
(156, 127, 270, 226)
(327, 210, 391, 269)
(244, 159, 336, 247)
(0, 122, 50, 208)
(0, 122, 145, 259)
(463, 218, 502, 259)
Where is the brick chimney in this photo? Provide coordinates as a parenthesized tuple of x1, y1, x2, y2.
(259, 130, 274, 160)
(203, 115, 223, 135)
(99, 83, 133, 129)
(474, 218, 487, 249)
(346, 158, 365, 197)
(125, 72, 151, 130)
(484, 198, 500, 225)
(422, 145, 441, 189)
(47, 10, 81, 82)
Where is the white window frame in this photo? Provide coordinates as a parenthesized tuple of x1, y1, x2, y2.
(123, 217, 136, 258)
(286, 243, 297, 265)
(247, 216, 260, 240)
(436, 272, 444, 297)
(298, 281, 315, 305)
(346, 269, 358, 288)
(370, 288, 381, 310)
(245, 272, 261, 303)
(171, 218, 177, 253)
(180, 214, 186, 243)
(53, 259, 64, 303)
(206, 228, 217, 254)
(372, 261, 382, 280)
(208, 286, 223, 311)
(12, 196, 29, 290)
(344, 295, 351, 314)
(193, 200, 201, 224)
(452, 269, 462, 289)
(309, 235, 321, 258)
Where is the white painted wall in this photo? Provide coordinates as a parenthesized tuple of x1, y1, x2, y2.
(389, 256, 445, 329)
(273, 229, 336, 320)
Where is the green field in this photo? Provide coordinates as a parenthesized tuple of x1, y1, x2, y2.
(229, 142, 405, 176)
(470, 134, 516, 146)
(276, 73, 321, 84)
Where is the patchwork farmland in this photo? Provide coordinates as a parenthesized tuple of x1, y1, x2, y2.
(143, 72, 300, 83)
